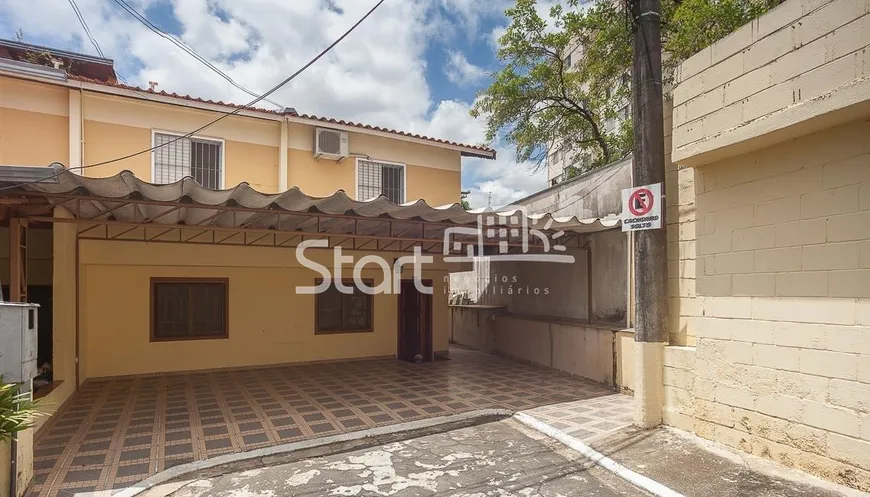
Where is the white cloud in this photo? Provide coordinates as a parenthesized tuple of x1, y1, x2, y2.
(488, 24, 507, 52)
(437, 0, 512, 40)
(464, 150, 547, 209)
(444, 50, 487, 87)
(0, 0, 544, 210)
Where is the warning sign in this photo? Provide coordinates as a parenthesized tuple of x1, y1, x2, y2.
(622, 183, 662, 232)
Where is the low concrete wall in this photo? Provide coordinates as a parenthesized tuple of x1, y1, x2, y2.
(449, 305, 504, 353)
(450, 306, 635, 392)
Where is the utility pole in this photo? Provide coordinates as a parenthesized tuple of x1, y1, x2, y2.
(631, 0, 667, 428)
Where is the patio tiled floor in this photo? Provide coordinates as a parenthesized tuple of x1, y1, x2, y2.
(30, 348, 629, 497)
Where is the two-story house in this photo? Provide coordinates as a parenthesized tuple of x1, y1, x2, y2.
(0, 39, 505, 420)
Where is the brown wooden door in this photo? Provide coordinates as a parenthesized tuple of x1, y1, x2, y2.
(397, 280, 432, 362)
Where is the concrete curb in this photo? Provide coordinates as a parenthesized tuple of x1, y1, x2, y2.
(113, 409, 513, 497)
(512, 412, 685, 497)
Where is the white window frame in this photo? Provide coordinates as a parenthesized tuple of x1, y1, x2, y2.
(354, 157, 407, 204)
(150, 129, 226, 190)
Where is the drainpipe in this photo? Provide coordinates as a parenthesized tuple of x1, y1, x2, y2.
(278, 117, 289, 191)
(69, 89, 84, 173)
(585, 237, 593, 323)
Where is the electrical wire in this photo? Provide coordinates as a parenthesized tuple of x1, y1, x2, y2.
(67, 0, 134, 88)
(110, 0, 284, 109)
(67, 0, 105, 58)
(0, 0, 386, 193)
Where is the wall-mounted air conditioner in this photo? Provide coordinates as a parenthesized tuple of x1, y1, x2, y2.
(314, 128, 349, 160)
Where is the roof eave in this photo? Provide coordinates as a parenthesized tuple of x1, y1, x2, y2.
(0, 67, 496, 156)
(461, 150, 497, 160)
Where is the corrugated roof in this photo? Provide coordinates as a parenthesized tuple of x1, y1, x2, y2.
(67, 75, 496, 156)
(10, 167, 620, 237)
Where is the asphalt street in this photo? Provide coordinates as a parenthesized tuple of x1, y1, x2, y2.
(164, 418, 645, 497)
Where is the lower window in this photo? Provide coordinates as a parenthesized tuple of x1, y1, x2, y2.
(151, 278, 228, 341)
(315, 280, 373, 334)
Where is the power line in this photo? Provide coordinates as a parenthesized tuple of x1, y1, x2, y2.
(67, 0, 105, 58)
(0, 0, 386, 193)
(110, 0, 284, 109)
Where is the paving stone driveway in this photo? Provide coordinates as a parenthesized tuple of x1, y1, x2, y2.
(30, 348, 632, 497)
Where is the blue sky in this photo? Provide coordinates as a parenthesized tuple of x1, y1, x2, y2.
(0, 0, 549, 207)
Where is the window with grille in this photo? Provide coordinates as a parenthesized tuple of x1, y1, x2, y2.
(357, 159, 405, 203)
(151, 278, 228, 341)
(315, 280, 373, 334)
(153, 132, 223, 189)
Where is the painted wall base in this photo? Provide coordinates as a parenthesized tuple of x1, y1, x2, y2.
(634, 341, 664, 429)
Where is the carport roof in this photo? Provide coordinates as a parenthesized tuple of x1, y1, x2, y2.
(0, 165, 621, 253)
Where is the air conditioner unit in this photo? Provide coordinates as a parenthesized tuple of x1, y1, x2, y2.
(315, 128, 349, 159)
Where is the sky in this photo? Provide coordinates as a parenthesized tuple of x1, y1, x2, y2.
(0, 0, 554, 208)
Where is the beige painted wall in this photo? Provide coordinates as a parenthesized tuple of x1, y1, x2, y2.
(287, 148, 355, 197)
(665, 119, 870, 490)
(38, 209, 78, 427)
(224, 140, 279, 192)
(672, 0, 870, 165)
(0, 78, 69, 167)
(664, 99, 699, 346)
(77, 239, 450, 380)
(450, 306, 633, 389)
(82, 120, 150, 178)
(0, 107, 68, 167)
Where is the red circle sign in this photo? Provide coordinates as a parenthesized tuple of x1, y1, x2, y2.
(628, 188, 654, 216)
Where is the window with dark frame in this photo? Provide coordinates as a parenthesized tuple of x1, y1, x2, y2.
(151, 278, 228, 341)
(315, 280, 373, 334)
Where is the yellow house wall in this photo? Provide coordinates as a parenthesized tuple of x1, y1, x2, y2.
(0, 78, 68, 167)
(225, 140, 279, 192)
(287, 122, 463, 205)
(1, 76, 465, 204)
(82, 120, 150, 178)
(287, 148, 355, 197)
(37, 209, 77, 428)
(0, 107, 68, 167)
(77, 239, 449, 380)
(405, 165, 461, 206)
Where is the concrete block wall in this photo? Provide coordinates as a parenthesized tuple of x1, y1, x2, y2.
(665, 100, 700, 346)
(667, 119, 870, 490)
(672, 0, 870, 166)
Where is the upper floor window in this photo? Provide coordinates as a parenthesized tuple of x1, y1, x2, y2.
(563, 54, 572, 68)
(357, 159, 405, 203)
(153, 132, 223, 189)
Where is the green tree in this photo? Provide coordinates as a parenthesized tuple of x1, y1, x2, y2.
(0, 380, 40, 441)
(474, 0, 781, 175)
